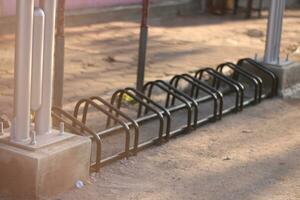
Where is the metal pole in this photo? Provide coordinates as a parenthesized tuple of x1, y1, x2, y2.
(246, 0, 253, 18)
(31, 8, 45, 134)
(12, 0, 34, 143)
(264, 0, 286, 64)
(136, 0, 149, 91)
(53, 0, 66, 109)
(31, 8, 45, 112)
(36, 0, 57, 135)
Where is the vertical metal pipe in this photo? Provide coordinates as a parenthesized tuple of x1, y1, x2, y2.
(264, 0, 286, 64)
(233, 0, 238, 15)
(246, 0, 253, 18)
(11, 0, 35, 142)
(53, 0, 66, 109)
(31, 8, 45, 113)
(36, 0, 57, 135)
(136, 0, 149, 92)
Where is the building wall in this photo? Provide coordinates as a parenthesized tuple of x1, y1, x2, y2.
(0, 0, 144, 16)
(0, 0, 299, 17)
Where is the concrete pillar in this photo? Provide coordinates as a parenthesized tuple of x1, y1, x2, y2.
(264, 0, 286, 64)
(12, 0, 35, 143)
(36, 0, 57, 135)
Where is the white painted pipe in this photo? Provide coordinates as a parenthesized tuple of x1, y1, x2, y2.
(36, 0, 57, 135)
(12, 0, 35, 142)
(264, 0, 286, 64)
(31, 8, 45, 112)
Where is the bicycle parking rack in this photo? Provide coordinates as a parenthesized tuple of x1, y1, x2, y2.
(237, 58, 279, 98)
(216, 62, 262, 105)
(52, 58, 278, 172)
(51, 106, 102, 172)
(194, 68, 244, 113)
(143, 80, 196, 135)
(169, 74, 222, 122)
(109, 88, 168, 147)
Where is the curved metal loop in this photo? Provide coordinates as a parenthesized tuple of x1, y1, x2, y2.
(217, 62, 261, 105)
(51, 106, 102, 172)
(74, 98, 131, 164)
(227, 63, 264, 102)
(180, 74, 224, 119)
(237, 58, 279, 97)
(195, 68, 244, 112)
(170, 74, 219, 121)
(124, 87, 171, 140)
(156, 80, 199, 128)
(109, 89, 165, 144)
(88, 96, 139, 155)
(143, 80, 196, 130)
(171, 74, 223, 119)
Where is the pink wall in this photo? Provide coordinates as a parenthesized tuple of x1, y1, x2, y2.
(66, 0, 141, 10)
(1, 0, 143, 16)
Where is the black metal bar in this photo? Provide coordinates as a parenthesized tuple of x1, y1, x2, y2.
(246, 0, 253, 18)
(237, 58, 279, 97)
(109, 89, 165, 145)
(233, 0, 239, 15)
(53, 0, 66, 109)
(157, 80, 199, 128)
(136, 0, 150, 91)
(232, 63, 263, 102)
(178, 74, 224, 119)
(258, 0, 263, 17)
(88, 96, 139, 155)
(169, 74, 219, 122)
(195, 68, 244, 112)
(74, 99, 131, 163)
(207, 68, 245, 110)
(102, 87, 170, 142)
(124, 87, 172, 140)
(217, 62, 261, 105)
(143, 80, 195, 132)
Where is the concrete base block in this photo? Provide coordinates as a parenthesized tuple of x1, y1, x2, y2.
(267, 61, 300, 98)
(0, 134, 91, 200)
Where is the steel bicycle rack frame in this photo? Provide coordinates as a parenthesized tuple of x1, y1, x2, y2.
(108, 88, 169, 149)
(51, 106, 102, 172)
(74, 98, 134, 168)
(75, 96, 140, 155)
(169, 74, 222, 122)
(237, 58, 279, 98)
(51, 59, 278, 173)
(194, 68, 244, 114)
(216, 62, 262, 105)
(143, 80, 197, 136)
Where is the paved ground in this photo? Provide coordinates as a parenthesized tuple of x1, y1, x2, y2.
(0, 9, 300, 200)
(1, 10, 300, 116)
(53, 98, 300, 200)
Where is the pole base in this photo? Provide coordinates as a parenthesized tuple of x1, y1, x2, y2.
(0, 129, 74, 151)
(266, 61, 300, 98)
(0, 133, 91, 200)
